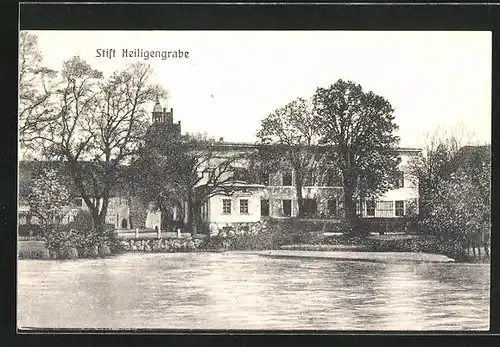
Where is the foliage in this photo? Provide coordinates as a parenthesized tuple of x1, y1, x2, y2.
(44, 224, 123, 257)
(256, 97, 326, 217)
(407, 123, 476, 221)
(202, 220, 320, 251)
(421, 158, 490, 248)
(312, 79, 400, 230)
(68, 210, 94, 231)
(27, 168, 70, 232)
(18, 224, 44, 238)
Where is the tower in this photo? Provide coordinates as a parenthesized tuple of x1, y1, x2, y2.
(152, 97, 174, 125)
(152, 98, 163, 123)
(149, 98, 181, 137)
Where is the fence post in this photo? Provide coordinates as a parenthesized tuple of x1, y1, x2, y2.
(135, 228, 139, 239)
(177, 228, 181, 238)
(157, 227, 161, 239)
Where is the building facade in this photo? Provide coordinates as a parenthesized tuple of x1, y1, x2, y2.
(198, 144, 420, 234)
(18, 100, 421, 235)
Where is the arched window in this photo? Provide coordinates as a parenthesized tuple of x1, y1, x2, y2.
(121, 218, 128, 229)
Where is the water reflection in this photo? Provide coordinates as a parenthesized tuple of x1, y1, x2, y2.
(17, 252, 490, 330)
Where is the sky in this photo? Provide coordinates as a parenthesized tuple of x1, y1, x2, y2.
(28, 30, 491, 147)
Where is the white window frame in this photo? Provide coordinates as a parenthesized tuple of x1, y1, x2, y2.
(240, 199, 249, 214)
(395, 200, 405, 217)
(222, 199, 232, 215)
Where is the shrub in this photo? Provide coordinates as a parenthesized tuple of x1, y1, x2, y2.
(18, 248, 50, 260)
(67, 210, 94, 232)
(43, 224, 124, 259)
(18, 223, 45, 238)
(200, 220, 316, 251)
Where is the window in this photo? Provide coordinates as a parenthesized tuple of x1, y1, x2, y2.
(377, 201, 394, 217)
(394, 171, 404, 188)
(240, 199, 249, 214)
(366, 200, 375, 217)
(282, 199, 292, 217)
(395, 201, 404, 217)
(282, 172, 292, 186)
(222, 199, 232, 214)
(261, 199, 270, 217)
(303, 199, 317, 218)
(328, 199, 337, 216)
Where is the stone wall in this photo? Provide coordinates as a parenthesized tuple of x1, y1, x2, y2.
(120, 235, 204, 252)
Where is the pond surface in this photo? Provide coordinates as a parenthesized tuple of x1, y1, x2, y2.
(17, 252, 490, 331)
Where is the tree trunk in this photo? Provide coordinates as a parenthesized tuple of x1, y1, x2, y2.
(193, 199, 202, 235)
(90, 208, 101, 232)
(159, 206, 171, 232)
(187, 191, 195, 234)
(343, 183, 359, 233)
(128, 196, 134, 229)
(97, 194, 110, 234)
(295, 181, 304, 218)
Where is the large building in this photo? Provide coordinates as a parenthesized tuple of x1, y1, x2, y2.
(196, 143, 420, 234)
(18, 100, 421, 235)
(142, 100, 420, 234)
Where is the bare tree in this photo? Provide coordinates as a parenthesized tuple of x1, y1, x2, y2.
(18, 31, 58, 154)
(132, 134, 247, 234)
(33, 57, 164, 231)
(174, 138, 248, 233)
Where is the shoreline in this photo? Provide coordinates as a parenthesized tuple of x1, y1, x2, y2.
(251, 250, 456, 263)
(17, 239, 490, 264)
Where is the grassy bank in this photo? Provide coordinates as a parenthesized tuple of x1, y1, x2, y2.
(19, 220, 490, 264)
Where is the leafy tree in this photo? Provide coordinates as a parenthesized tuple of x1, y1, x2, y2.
(27, 168, 70, 233)
(256, 97, 325, 217)
(422, 151, 490, 258)
(30, 56, 164, 232)
(129, 128, 186, 230)
(407, 123, 476, 222)
(312, 79, 400, 232)
(18, 31, 58, 154)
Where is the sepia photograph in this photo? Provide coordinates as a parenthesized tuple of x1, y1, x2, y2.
(17, 30, 491, 331)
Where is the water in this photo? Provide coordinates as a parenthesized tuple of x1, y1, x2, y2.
(17, 252, 490, 331)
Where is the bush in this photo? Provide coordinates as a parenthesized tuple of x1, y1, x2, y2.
(199, 220, 317, 251)
(18, 248, 50, 260)
(18, 224, 44, 238)
(43, 223, 124, 259)
(68, 210, 94, 232)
